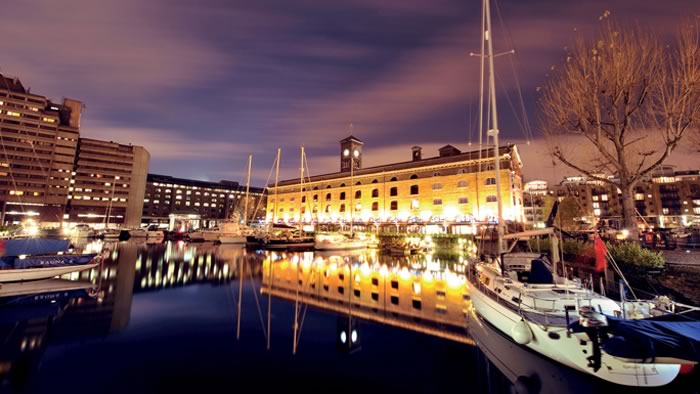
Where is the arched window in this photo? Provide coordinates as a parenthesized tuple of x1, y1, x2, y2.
(340, 192, 346, 200)
(457, 180, 468, 188)
(340, 183, 346, 187)
(355, 190, 361, 199)
(390, 187, 398, 197)
(325, 193, 331, 201)
(313, 186, 319, 190)
(486, 195, 497, 203)
(389, 177, 398, 182)
(355, 181, 361, 186)
(326, 185, 331, 189)
(371, 179, 378, 184)
(371, 188, 379, 198)
(458, 168, 467, 174)
(433, 172, 440, 177)
(339, 204, 346, 212)
(410, 174, 418, 180)
(410, 185, 419, 195)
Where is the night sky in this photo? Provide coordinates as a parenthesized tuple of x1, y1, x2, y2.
(2, 0, 699, 186)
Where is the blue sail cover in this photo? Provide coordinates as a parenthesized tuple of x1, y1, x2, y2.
(1, 239, 70, 257)
(601, 315, 700, 363)
(12, 253, 97, 269)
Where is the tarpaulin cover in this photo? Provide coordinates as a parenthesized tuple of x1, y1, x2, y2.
(1, 239, 70, 257)
(601, 315, 700, 363)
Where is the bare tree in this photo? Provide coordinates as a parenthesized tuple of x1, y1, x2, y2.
(539, 19, 700, 239)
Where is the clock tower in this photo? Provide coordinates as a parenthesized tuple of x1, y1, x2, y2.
(340, 135, 363, 172)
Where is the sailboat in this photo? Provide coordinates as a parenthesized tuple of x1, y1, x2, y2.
(465, 0, 697, 387)
(220, 154, 254, 244)
(314, 131, 367, 251)
(262, 147, 314, 249)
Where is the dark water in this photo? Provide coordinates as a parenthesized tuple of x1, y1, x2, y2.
(0, 241, 697, 394)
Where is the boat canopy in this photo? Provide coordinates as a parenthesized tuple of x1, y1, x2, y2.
(1, 239, 70, 257)
(584, 315, 700, 363)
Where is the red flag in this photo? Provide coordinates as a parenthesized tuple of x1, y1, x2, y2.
(594, 236, 607, 272)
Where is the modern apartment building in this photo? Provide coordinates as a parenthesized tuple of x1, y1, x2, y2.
(266, 136, 524, 225)
(65, 138, 150, 228)
(142, 174, 266, 229)
(0, 73, 150, 227)
(532, 165, 700, 229)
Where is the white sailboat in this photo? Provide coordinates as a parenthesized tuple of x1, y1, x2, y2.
(466, 0, 687, 387)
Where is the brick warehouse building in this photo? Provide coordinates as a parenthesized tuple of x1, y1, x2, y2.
(266, 136, 524, 225)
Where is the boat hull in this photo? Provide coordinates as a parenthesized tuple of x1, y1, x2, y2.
(468, 281, 681, 387)
(202, 232, 220, 242)
(314, 240, 367, 251)
(219, 235, 247, 244)
(0, 262, 98, 283)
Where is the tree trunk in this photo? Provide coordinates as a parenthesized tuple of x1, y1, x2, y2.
(620, 184, 639, 241)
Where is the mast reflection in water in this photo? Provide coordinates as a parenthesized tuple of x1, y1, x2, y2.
(0, 241, 697, 393)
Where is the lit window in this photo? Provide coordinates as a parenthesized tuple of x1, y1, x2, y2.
(634, 193, 645, 201)
(593, 208, 601, 216)
(195, 202, 200, 206)
(204, 203, 209, 207)
(662, 208, 669, 215)
(154, 200, 160, 204)
(601, 194, 609, 201)
(119, 198, 126, 202)
(42, 117, 55, 123)
(411, 199, 419, 209)
(6, 111, 21, 117)
(592, 195, 599, 201)
(176, 195, 182, 200)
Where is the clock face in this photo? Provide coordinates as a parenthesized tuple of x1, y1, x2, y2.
(343, 149, 350, 157)
(353, 149, 359, 158)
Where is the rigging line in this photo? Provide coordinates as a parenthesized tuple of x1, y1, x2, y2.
(250, 154, 277, 223)
(493, 0, 533, 144)
(476, 0, 487, 218)
(247, 257, 269, 340)
(496, 75, 527, 138)
(295, 259, 318, 348)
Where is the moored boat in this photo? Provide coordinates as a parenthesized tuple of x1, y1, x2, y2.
(128, 228, 147, 238)
(314, 233, 367, 251)
(0, 253, 99, 283)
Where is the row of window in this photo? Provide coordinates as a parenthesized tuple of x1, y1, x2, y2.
(277, 195, 500, 213)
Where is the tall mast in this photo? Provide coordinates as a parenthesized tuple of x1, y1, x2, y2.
(244, 154, 252, 225)
(350, 147, 354, 234)
(273, 148, 281, 223)
(105, 175, 118, 228)
(485, 0, 504, 255)
(299, 146, 305, 224)
(475, 0, 487, 220)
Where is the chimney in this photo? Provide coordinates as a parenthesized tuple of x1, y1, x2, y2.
(411, 146, 422, 161)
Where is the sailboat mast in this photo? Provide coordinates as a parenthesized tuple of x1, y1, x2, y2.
(350, 153, 354, 233)
(475, 0, 487, 221)
(299, 146, 305, 224)
(273, 148, 281, 223)
(484, 0, 504, 255)
(244, 154, 252, 225)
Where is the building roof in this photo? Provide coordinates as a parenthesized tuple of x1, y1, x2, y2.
(148, 173, 265, 193)
(273, 144, 518, 187)
(0, 74, 27, 94)
(340, 135, 363, 144)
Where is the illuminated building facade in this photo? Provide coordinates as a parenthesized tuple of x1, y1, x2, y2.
(539, 165, 700, 228)
(65, 138, 150, 228)
(0, 74, 81, 224)
(0, 73, 150, 227)
(142, 174, 266, 229)
(266, 136, 524, 225)
(523, 180, 550, 227)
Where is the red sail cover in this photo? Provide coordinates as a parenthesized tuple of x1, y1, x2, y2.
(594, 237, 607, 273)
